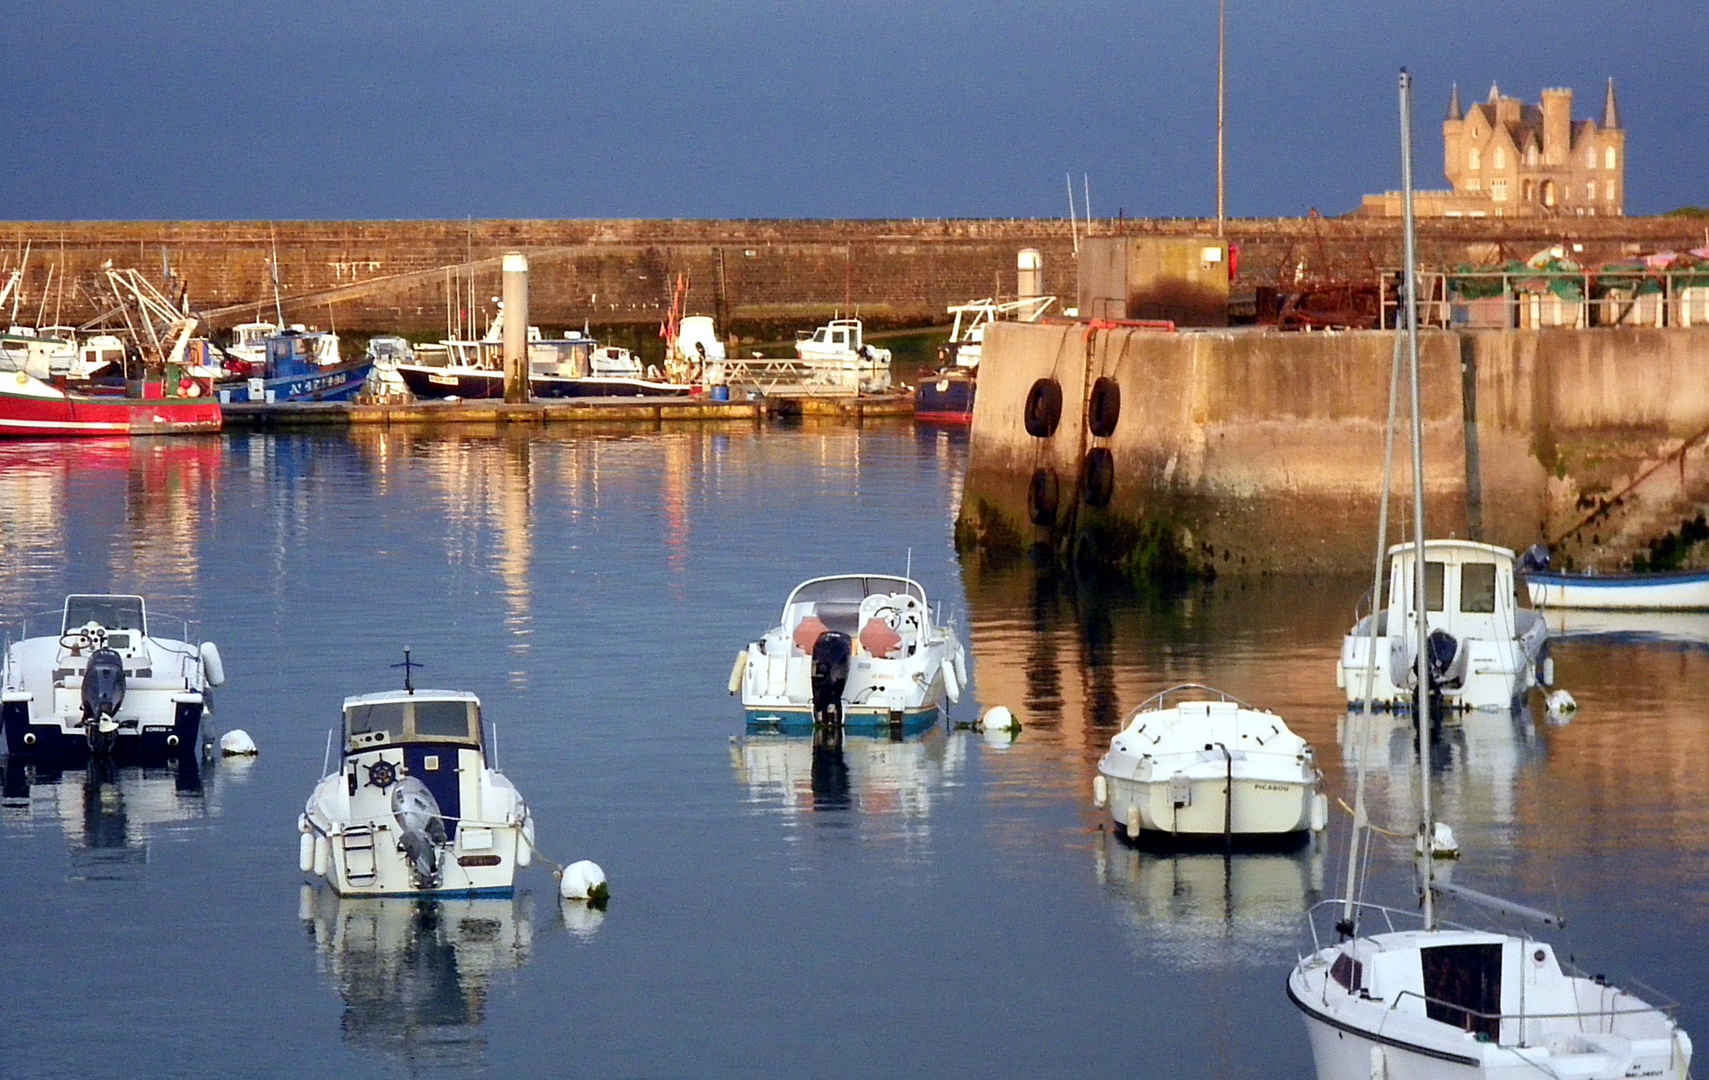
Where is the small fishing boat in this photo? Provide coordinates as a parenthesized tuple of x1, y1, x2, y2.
(218, 326, 371, 403)
(733, 574, 967, 734)
(0, 368, 222, 436)
(299, 667, 534, 897)
(1094, 684, 1326, 841)
(564, 345, 692, 397)
(1525, 567, 1709, 611)
(1337, 541, 1549, 712)
(1, 594, 226, 758)
(794, 318, 892, 393)
(914, 296, 1053, 423)
(225, 321, 276, 371)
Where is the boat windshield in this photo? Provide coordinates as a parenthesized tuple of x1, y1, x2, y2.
(789, 576, 926, 606)
(62, 595, 146, 635)
(344, 697, 481, 745)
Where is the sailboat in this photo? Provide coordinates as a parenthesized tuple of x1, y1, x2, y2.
(1287, 71, 1692, 1080)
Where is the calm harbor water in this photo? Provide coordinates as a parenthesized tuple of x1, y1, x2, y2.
(0, 424, 1703, 1080)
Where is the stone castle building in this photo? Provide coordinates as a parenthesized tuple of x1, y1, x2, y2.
(1358, 80, 1624, 218)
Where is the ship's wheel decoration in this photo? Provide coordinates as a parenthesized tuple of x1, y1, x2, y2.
(366, 759, 398, 790)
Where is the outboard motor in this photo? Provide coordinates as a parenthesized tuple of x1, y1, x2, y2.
(391, 776, 449, 889)
(1518, 544, 1551, 574)
(809, 631, 852, 726)
(80, 648, 126, 755)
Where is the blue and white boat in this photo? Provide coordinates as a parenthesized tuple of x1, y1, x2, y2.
(1525, 568, 1709, 611)
(732, 574, 966, 734)
(299, 677, 534, 897)
(220, 326, 372, 403)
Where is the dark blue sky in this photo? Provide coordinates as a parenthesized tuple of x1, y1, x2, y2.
(4, 0, 1703, 220)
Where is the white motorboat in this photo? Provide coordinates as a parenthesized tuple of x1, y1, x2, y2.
(1094, 684, 1326, 840)
(299, 675, 534, 897)
(1294, 71, 1692, 1080)
(1336, 541, 1549, 711)
(794, 318, 892, 392)
(734, 574, 966, 733)
(1, 594, 225, 759)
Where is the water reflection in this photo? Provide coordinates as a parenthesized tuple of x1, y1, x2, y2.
(0, 439, 220, 610)
(730, 727, 965, 839)
(1337, 708, 1542, 834)
(1096, 829, 1325, 970)
(299, 886, 537, 1074)
(1, 754, 220, 876)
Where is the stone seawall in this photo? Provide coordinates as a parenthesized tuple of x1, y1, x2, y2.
(957, 322, 1709, 576)
(1, 216, 1704, 338)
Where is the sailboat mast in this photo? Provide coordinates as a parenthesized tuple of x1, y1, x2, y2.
(1399, 68, 1435, 929)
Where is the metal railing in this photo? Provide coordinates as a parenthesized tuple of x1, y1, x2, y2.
(1378, 269, 1709, 330)
(1133, 682, 1260, 714)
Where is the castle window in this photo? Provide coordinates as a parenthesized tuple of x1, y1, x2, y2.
(1468, 147, 1482, 170)
(1542, 179, 1557, 207)
(1587, 182, 1597, 201)
(1465, 178, 1481, 192)
(1606, 180, 1616, 200)
(1493, 148, 1506, 169)
(1525, 145, 1538, 166)
(1522, 180, 1535, 202)
(1491, 179, 1509, 202)
(1587, 147, 1597, 168)
(1605, 146, 1617, 170)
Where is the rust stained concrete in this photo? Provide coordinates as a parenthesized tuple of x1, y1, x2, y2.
(960, 322, 1709, 575)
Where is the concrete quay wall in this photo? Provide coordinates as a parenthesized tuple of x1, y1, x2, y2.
(957, 322, 1709, 576)
(2, 216, 1705, 338)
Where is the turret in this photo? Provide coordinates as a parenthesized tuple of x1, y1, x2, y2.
(1540, 87, 1572, 166)
(1601, 77, 1621, 130)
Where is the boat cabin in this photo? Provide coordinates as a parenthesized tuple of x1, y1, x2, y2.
(801, 319, 864, 353)
(1333, 929, 1676, 1050)
(229, 323, 276, 352)
(1383, 541, 1520, 641)
(264, 328, 341, 375)
(341, 689, 485, 836)
(779, 575, 929, 659)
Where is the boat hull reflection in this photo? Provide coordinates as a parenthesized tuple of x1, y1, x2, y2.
(299, 885, 536, 1070)
(731, 725, 962, 819)
(1097, 828, 1324, 970)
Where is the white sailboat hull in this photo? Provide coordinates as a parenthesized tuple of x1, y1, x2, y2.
(1525, 570, 1709, 611)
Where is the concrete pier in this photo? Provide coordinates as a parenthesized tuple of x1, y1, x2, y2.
(957, 322, 1709, 576)
(220, 393, 914, 428)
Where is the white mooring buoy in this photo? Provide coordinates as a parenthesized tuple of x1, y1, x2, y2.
(559, 859, 609, 902)
(981, 706, 1020, 733)
(1545, 688, 1577, 721)
(1416, 821, 1460, 859)
(219, 729, 258, 756)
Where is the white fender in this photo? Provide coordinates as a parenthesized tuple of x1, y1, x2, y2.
(516, 815, 535, 868)
(941, 658, 961, 703)
(298, 829, 315, 874)
(1125, 803, 1142, 838)
(1310, 792, 1328, 832)
(312, 834, 330, 878)
(219, 729, 257, 756)
(952, 645, 968, 693)
(1092, 775, 1108, 808)
(200, 641, 226, 687)
(728, 650, 748, 695)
